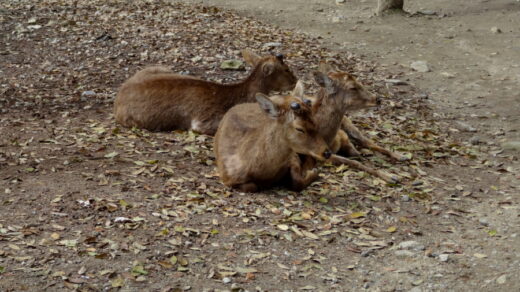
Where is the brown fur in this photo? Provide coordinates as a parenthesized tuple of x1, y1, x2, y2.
(311, 62, 378, 147)
(114, 50, 297, 134)
(214, 82, 330, 192)
(302, 63, 400, 183)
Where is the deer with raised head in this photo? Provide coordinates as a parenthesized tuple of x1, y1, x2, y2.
(114, 50, 297, 135)
(214, 81, 331, 192)
(304, 62, 405, 183)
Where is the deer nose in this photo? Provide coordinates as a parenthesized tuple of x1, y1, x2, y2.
(323, 150, 332, 159)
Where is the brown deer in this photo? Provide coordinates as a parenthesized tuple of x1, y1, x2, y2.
(114, 50, 297, 135)
(214, 81, 331, 192)
(304, 62, 405, 183)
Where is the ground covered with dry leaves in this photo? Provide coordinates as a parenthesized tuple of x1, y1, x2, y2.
(1, 1, 519, 291)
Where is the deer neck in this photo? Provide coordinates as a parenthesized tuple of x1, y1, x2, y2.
(315, 89, 348, 145)
(228, 66, 267, 104)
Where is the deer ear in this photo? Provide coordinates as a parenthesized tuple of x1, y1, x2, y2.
(256, 93, 279, 118)
(262, 63, 275, 76)
(242, 49, 261, 66)
(291, 80, 305, 97)
(313, 71, 336, 95)
(318, 61, 336, 73)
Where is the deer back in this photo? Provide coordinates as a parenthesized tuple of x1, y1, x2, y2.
(114, 50, 297, 134)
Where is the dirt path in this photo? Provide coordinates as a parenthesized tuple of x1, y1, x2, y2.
(1, 0, 519, 291)
(188, 0, 520, 141)
(183, 0, 520, 290)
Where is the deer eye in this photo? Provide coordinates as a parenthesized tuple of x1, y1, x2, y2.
(303, 99, 312, 106)
(295, 128, 305, 134)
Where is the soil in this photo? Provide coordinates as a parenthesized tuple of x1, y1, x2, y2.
(1, 0, 519, 291)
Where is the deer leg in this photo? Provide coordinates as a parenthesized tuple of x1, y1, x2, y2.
(235, 182, 259, 193)
(330, 154, 399, 183)
(194, 120, 218, 136)
(289, 155, 319, 191)
(341, 117, 408, 162)
(336, 129, 361, 157)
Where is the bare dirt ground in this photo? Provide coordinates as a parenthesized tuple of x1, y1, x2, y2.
(1, 0, 519, 291)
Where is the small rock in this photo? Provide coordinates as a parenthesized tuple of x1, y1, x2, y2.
(385, 79, 408, 85)
(336, 0, 346, 4)
(401, 195, 410, 202)
(81, 90, 97, 97)
(502, 141, 520, 151)
(491, 27, 502, 34)
(455, 121, 477, 132)
(27, 17, 38, 24)
(332, 16, 344, 23)
(222, 277, 231, 284)
(441, 72, 455, 78)
(263, 42, 282, 48)
(398, 241, 425, 251)
(418, 10, 436, 15)
(469, 136, 483, 145)
(394, 250, 416, 258)
(438, 254, 449, 262)
(411, 61, 430, 72)
(496, 275, 507, 284)
(479, 218, 489, 226)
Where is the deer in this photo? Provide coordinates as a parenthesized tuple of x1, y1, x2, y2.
(303, 62, 406, 183)
(214, 81, 331, 192)
(114, 49, 297, 135)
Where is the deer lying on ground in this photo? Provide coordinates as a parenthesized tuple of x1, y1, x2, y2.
(114, 50, 297, 134)
(304, 62, 405, 183)
(214, 81, 331, 192)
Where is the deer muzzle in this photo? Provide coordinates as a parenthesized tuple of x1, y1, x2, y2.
(323, 150, 332, 159)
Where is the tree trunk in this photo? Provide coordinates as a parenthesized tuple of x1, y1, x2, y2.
(376, 0, 404, 15)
